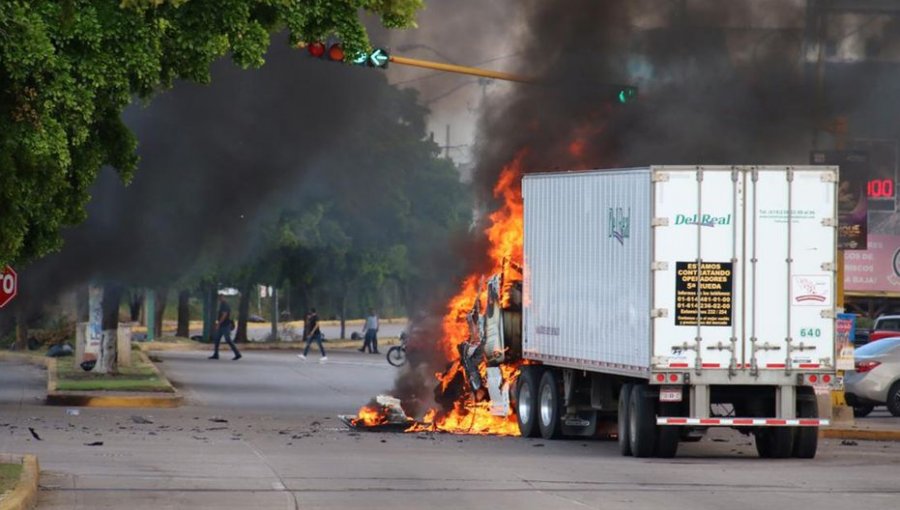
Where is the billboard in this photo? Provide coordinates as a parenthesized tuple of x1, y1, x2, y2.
(844, 234, 900, 294)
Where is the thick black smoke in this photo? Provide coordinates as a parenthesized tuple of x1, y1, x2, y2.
(9, 39, 402, 315)
(397, 0, 900, 416)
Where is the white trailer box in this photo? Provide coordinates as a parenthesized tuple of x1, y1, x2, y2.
(522, 166, 837, 384)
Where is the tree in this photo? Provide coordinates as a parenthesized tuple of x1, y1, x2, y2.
(175, 289, 190, 338)
(0, 0, 422, 266)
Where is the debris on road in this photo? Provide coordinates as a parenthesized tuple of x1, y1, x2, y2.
(28, 427, 41, 440)
(66, 409, 80, 416)
(340, 395, 415, 432)
(131, 415, 154, 424)
(841, 440, 859, 446)
(209, 417, 228, 423)
(84, 441, 103, 446)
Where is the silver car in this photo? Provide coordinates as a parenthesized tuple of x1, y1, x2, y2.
(844, 337, 900, 417)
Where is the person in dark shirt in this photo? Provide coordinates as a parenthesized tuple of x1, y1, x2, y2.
(210, 292, 242, 360)
(298, 308, 327, 362)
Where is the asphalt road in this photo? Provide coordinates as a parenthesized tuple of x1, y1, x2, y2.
(0, 354, 897, 509)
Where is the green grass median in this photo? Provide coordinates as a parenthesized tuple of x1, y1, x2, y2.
(0, 462, 23, 495)
(54, 355, 174, 393)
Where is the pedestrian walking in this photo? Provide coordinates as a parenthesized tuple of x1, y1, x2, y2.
(359, 308, 380, 354)
(298, 308, 327, 362)
(209, 292, 242, 361)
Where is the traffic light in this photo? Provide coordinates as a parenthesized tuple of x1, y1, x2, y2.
(303, 40, 390, 69)
(616, 86, 637, 104)
(306, 41, 346, 62)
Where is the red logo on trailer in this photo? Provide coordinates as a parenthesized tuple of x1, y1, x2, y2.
(0, 266, 17, 309)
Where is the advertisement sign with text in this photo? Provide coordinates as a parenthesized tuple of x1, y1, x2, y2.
(844, 234, 900, 294)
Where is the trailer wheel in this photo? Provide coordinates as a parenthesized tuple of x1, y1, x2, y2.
(655, 402, 680, 458)
(516, 367, 541, 438)
(628, 384, 657, 458)
(537, 370, 564, 439)
(618, 383, 633, 456)
(793, 386, 818, 459)
(754, 427, 794, 459)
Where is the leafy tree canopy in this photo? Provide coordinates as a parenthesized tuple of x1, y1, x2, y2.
(0, 0, 421, 266)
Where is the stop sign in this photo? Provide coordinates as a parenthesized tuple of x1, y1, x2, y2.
(0, 265, 17, 309)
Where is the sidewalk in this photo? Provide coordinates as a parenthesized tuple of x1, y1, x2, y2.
(824, 410, 900, 441)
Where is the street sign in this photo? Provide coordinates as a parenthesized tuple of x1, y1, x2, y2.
(369, 48, 389, 68)
(0, 265, 17, 309)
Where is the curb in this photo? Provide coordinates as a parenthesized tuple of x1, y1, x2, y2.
(822, 427, 900, 442)
(45, 353, 183, 409)
(0, 454, 39, 510)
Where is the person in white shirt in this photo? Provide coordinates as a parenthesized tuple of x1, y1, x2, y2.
(359, 308, 380, 354)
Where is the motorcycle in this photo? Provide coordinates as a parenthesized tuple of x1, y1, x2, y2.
(386, 332, 408, 367)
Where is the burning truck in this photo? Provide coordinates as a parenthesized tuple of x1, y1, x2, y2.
(354, 163, 838, 459)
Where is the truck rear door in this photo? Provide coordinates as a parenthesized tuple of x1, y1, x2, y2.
(652, 167, 744, 371)
(652, 166, 837, 374)
(747, 167, 837, 371)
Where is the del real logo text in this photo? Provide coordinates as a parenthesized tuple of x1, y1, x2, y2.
(608, 207, 631, 245)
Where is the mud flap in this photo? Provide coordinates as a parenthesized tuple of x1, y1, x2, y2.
(561, 411, 598, 437)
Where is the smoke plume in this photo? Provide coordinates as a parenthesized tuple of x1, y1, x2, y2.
(9, 39, 407, 315)
(397, 0, 900, 416)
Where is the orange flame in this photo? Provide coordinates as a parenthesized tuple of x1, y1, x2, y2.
(351, 405, 389, 427)
(350, 152, 528, 436)
(412, 152, 527, 436)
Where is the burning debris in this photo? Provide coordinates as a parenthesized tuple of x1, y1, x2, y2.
(341, 396, 414, 432)
(347, 157, 528, 437)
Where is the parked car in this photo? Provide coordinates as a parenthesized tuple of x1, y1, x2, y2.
(844, 337, 900, 417)
(867, 315, 900, 343)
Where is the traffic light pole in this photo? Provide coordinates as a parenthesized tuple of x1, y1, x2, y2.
(388, 55, 534, 83)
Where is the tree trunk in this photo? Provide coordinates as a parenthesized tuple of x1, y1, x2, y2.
(99, 284, 122, 374)
(128, 290, 143, 322)
(203, 285, 217, 342)
(340, 291, 347, 340)
(235, 280, 252, 343)
(13, 310, 26, 351)
(153, 286, 168, 339)
(77, 285, 89, 322)
(176, 290, 190, 338)
(270, 286, 279, 342)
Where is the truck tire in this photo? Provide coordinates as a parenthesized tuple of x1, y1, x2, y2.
(628, 384, 657, 458)
(618, 383, 633, 456)
(793, 387, 818, 459)
(887, 381, 900, 417)
(516, 367, 541, 438)
(538, 370, 564, 439)
(754, 427, 794, 459)
(655, 402, 680, 458)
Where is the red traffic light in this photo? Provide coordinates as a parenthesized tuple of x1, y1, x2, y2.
(307, 42, 326, 58)
(328, 43, 345, 62)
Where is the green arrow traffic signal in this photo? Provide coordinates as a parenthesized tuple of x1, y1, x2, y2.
(352, 51, 368, 65)
(617, 86, 637, 104)
(368, 48, 389, 69)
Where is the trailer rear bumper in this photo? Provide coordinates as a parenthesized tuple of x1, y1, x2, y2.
(657, 417, 829, 427)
